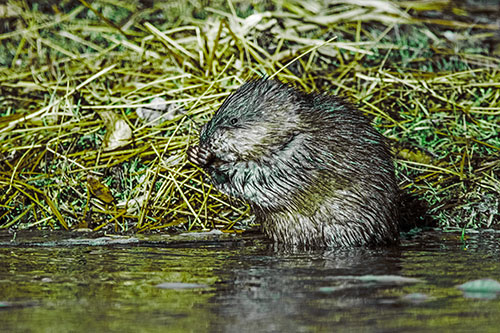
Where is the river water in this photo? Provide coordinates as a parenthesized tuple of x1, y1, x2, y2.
(1, 230, 500, 332)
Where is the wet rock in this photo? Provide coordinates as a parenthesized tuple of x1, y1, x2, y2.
(456, 278, 500, 299)
(155, 282, 209, 290)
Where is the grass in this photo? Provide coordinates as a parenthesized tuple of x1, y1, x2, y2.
(0, 0, 499, 233)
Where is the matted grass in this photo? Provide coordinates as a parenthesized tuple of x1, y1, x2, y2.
(1, 0, 499, 233)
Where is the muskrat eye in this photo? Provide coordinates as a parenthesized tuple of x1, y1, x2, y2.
(229, 117, 238, 125)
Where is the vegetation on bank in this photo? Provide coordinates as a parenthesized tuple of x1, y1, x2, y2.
(1, 0, 499, 233)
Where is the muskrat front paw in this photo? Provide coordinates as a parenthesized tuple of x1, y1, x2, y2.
(187, 145, 214, 167)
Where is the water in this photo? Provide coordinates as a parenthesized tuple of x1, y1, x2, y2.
(1, 230, 500, 332)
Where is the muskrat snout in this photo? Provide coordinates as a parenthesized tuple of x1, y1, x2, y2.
(187, 145, 214, 167)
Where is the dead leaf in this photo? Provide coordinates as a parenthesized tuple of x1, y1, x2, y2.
(397, 148, 433, 164)
(98, 110, 132, 150)
(136, 97, 184, 126)
(87, 174, 115, 204)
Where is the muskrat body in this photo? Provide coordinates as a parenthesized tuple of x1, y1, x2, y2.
(188, 78, 400, 248)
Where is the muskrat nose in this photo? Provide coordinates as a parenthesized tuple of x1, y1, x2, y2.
(199, 124, 210, 144)
(200, 120, 219, 145)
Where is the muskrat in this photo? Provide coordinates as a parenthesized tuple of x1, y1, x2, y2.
(187, 78, 400, 248)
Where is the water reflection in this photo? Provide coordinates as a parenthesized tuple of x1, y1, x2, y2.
(0, 231, 500, 332)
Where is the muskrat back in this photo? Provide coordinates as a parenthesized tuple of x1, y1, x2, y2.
(187, 78, 399, 248)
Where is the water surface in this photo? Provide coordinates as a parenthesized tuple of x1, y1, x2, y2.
(1, 230, 500, 332)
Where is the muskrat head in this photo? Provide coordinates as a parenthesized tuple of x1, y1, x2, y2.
(198, 79, 304, 164)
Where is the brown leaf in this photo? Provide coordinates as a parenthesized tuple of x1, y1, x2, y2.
(87, 175, 115, 204)
(397, 148, 433, 164)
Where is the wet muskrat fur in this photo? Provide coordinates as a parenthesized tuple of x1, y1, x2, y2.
(188, 78, 400, 248)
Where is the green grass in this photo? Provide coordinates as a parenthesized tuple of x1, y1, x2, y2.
(0, 0, 498, 233)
